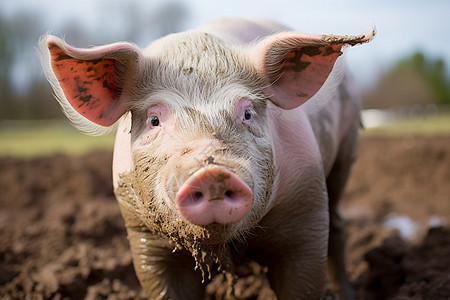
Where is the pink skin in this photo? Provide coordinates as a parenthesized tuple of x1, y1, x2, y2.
(46, 36, 141, 126)
(113, 112, 132, 190)
(249, 31, 346, 110)
(49, 46, 119, 125)
(234, 98, 254, 124)
(176, 166, 253, 226)
(140, 103, 174, 145)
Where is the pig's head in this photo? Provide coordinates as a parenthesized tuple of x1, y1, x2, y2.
(40, 29, 374, 252)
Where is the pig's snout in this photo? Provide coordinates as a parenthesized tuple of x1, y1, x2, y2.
(176, 167, 253, 226)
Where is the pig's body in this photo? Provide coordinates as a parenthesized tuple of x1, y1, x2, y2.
(41, 18, 373, 299)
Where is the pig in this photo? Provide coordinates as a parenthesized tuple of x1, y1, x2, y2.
(40, 18, 374, 299)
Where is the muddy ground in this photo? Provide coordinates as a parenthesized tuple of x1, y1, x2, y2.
(0, 136, 449, 300)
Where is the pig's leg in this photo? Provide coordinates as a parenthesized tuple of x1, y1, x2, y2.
(259, 174, 329, 299)
(326, 133, 358, 300)
(266, 207, 329, 299)
(119, 206, 204, 299)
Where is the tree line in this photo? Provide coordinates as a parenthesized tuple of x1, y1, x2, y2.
(1, 3, 449, 120)
(363, 52, 450, 109)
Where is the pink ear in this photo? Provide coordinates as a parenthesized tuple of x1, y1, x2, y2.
(47, 37, 142, 126)
(250, 31, 375, 109)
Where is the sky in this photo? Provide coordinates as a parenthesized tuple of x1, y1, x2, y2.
(1, 0, 450, 90)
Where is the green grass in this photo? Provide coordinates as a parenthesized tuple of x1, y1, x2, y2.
(0, 121, 115, 157)
(1, 113, 449, 158)
(362, 113, 450, 136)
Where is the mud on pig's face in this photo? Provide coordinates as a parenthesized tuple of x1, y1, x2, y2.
(126, 32, 275, 245)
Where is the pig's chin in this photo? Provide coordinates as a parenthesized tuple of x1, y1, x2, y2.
(170, 217, 244, 247)
(146, 201, 254, 250)
(193, 222, 239, 245)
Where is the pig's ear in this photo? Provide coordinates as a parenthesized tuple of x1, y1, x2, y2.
(250, 30, 375, 110)
(39, 35, 143, 135)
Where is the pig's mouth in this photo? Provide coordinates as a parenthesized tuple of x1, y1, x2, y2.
(115, 165, 260, 283)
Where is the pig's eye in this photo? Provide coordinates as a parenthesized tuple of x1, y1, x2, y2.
(244, 109, 252, 120)
(150, 116, 160, 127)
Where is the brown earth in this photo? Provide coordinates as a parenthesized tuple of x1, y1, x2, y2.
(0, 136, 449, 300)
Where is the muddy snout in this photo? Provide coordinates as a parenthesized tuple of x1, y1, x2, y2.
(176, 167, 253, 226)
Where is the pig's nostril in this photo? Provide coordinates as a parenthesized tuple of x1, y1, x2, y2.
(191, 191, 203, 202)
(225, 190, 235, 199)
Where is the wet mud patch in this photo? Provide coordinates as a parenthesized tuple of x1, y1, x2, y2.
(360, 227, 450, 300)
(1, 136, 449, 299)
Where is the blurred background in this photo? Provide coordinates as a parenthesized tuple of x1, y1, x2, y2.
(0, 0, 450, 155)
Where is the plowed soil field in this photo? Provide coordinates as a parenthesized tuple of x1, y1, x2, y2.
(1, 136, 449, 299)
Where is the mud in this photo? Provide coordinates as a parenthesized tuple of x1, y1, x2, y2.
(0, 136, 449, 299)
(115, 169, 232, 284)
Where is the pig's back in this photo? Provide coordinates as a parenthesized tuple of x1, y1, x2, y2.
(308, 71, 361, 176)
(197, 18, 290, 45)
